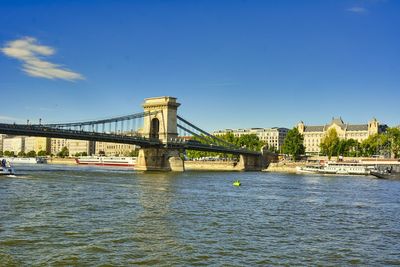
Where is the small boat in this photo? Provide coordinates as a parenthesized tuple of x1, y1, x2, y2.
(370, 165, 400, 179)
(233, 180, 241, 186)
(1, 159, 15, 176)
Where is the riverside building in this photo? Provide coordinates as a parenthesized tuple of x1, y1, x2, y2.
(213, 127, 289, 151)
(50, 138, 95, 156)
(297, 117, 387, 155)
(2, 136, 25, 154)
(95, 142, 137, 156)
(24, 137, 51, 154)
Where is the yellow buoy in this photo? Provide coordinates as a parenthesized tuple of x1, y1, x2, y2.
(233, 180, 241, 186)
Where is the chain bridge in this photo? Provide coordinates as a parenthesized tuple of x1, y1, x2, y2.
(0, 97, 265, 171)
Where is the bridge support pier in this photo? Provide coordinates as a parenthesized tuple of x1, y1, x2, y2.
(135, 148, 185, 172)
(235, 154, 264, 171)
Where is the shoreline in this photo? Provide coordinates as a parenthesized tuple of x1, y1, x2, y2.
(47, 158, 77, 165)
(264, 162, 306, 173)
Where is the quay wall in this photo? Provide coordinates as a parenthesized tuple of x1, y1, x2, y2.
(264, 162, 306, 173)
(48, 158, 77, 165)
(184, 160, 239, 171)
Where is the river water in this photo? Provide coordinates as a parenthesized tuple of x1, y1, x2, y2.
(1, 165, 399, 266)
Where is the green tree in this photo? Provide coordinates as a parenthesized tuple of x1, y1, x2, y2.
(282, 128, 305, 160)
(360, 133, 389, 157)
(57, 146, 69, 158)
(320, 128, 340, 159)
(345, 139, 360, 157)
(26, 150, 37, 157)
(17, 151, 26, 157)
(37, 150, 47, 157)
(386, 127, 400, 158)
(127, 150, 139, 157)
(237, 134, 264, 151)
(3, 151, 14, 157)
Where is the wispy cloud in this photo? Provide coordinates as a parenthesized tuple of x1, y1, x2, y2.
(1, 37, 84, 81)
(346, 6, 368, 14)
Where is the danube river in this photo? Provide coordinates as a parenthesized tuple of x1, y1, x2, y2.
(1, 165, 399, 266)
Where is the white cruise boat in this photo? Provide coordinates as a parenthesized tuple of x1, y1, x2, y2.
(297, 161, 370, 175)
(320, 162, 370, 175)
(0, 157, 47, 164)
(76, 156, 137, 167)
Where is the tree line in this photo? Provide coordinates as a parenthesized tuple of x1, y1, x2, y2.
(281, 127, 400, 160)
(186, 132, 267, 160)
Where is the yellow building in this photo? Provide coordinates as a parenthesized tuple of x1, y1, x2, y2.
(2, 136, 24, 154)
(297, 117, 387, 154)
(24, 137, 51, 154)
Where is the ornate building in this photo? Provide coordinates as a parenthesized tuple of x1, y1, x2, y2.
(297, 117, 387, 154)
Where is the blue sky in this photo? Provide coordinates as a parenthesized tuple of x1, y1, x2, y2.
(1, 0, 399, 131)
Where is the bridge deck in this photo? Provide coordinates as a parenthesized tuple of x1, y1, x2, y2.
(0, 123, 260, 156)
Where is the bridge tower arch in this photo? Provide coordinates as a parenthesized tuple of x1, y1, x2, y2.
(150, 118, 160, 139)
(136, 96, 184, 171)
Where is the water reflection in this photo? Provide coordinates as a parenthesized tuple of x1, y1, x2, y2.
(130, 172, 184, 264)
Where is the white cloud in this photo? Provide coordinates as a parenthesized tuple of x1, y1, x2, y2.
(346, 7, 368, 13)
(1, 37, 84, 81)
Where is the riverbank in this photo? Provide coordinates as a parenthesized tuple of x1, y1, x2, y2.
(185, 160, 239, 171)
(264, 162, 306, 173)
(47, 158, 77, 165)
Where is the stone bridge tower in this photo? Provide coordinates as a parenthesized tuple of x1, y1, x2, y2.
(142, 96, 180, 142)
(135, 96, 184, 171)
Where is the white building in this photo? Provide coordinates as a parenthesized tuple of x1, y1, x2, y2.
(213, 127, 289, 151)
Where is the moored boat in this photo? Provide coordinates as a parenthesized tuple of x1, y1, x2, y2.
(370, 165, 400, 179)
(296, 161, 370, 175)
(296, 165, 324, 174)
(0, 157, 47, 164)
(75, 156, 136, 167)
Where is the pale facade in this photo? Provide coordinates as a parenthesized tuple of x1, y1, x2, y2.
(0, 134, 4, 153)
(213, 127, 289, 151)
(297, 117, 387, 154)
(95, 142, 136, 156)
(67, 140, 95, 156)
(3, 136, 25, 154)
(50, 138, 95, 156)
(51, 138, 68, 155)
(24, 137, 51, 153)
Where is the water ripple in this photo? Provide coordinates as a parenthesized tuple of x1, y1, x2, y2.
(0, 166, 399, 265)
